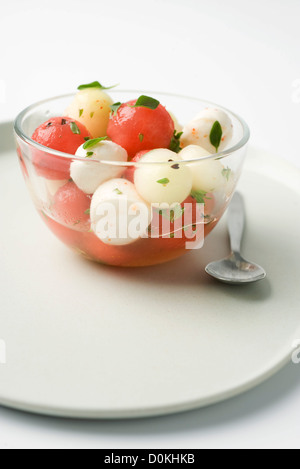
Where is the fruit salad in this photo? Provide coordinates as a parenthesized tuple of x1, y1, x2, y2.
(15, 82, 248, 267)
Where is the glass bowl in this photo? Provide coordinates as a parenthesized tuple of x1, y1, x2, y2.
(14, 91, 250, 267)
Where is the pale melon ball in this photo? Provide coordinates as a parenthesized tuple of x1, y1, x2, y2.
(65, 88, 113, 138)
(134, 149, 192, 205)
(71, 140, 128, 195)
(180, 144, 211, 160)
(90, 179, 151, 246)
(180, 145, 225, 192)
(181, 108, 233, 153)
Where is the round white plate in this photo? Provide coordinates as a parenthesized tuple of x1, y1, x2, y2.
(0, 122, 300, 419)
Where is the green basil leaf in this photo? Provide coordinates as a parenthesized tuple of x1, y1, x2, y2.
(209, 121, 223, 152)
(169, 130, 183, 153)
(83, 137, 107, 150)
(133, 95, 160, 110)
(110, 102, 122, 115)
(77, 81, 118, 91)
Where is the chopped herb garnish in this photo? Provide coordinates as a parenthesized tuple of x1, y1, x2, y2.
(113, 188, 123, 195)
(154, 208, 171, 221)
(191, 189, 210, 204)
(73, 220, 81, 226)
(79, 109, 83, 117)
(222, 167, 231, 181)
(70, 122, 81, 135)
(170, 205, 185, 223)
(84, 209, 90, 215)
(90, 111, 94, 118)
(84, 136, 90, 141)
(83, 137, 107, 149)
(61, 118, 67, 125)
(132, 95, 160, 110)
(169, 130, 183, 153)
(110, 102, 122, 115)
(77, 81, 118, 91)
(154, 204, 184, 223)
(138, 133, 144, 142)
(86, 152, 94, 158)
(157, 178, 170, 185)
(209, 121, 223, 152)
(169, 232, 175, 238)
(182, 225, 198, 233)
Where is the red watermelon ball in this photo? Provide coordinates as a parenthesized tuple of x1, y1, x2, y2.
(31, 117, 91, 180)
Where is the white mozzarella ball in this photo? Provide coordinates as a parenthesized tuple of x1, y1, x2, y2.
(181, 108, 233, 153)
(90, 179, 151, 246)
(134, 149, 192, 205)
(71, 140, 128, 194)
(180, 145, 225, 193)
(65, 88, 113, 138)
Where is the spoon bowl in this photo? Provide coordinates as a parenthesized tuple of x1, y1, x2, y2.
(206, 253, 267, 285)
(205, 193, 266, 285)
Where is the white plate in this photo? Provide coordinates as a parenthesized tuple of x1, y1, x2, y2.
(0, 122, 300, 419)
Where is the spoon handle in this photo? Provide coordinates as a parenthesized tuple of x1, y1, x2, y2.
(227, 192, 245, 254)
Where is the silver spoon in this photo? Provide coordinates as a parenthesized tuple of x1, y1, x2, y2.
(205, 192, 266, 285)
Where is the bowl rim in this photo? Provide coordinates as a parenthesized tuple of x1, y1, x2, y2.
(14, 90, 250, 166)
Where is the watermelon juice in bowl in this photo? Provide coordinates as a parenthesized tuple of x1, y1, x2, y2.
(14, 82, 250, 267)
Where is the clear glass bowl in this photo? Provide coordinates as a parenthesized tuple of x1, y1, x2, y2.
(14, 91, 250, 267)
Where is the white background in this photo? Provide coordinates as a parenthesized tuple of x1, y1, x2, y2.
(0, 0, 300, 449)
